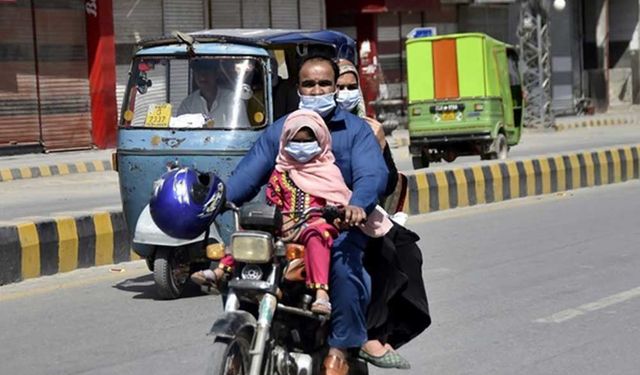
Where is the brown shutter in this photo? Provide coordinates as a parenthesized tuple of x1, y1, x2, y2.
(33, 0, 92, 151)
(0, 0, 41, 150)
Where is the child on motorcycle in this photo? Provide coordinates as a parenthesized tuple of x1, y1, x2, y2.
(192, 109, 391, 315)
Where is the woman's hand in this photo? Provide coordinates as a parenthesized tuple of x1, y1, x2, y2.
(363, 116, 387, 150)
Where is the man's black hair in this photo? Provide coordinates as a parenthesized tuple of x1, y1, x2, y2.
(297, 52, 340, 83)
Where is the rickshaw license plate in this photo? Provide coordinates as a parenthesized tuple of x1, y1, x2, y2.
(145, 104, 172, 127)
(442, 111, 456, 121)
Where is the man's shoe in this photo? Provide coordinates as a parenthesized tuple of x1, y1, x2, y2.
(322, 354, 349, 375)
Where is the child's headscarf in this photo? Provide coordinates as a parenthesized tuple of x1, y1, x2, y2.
(275, 109, 352, 206)
(275, 109, 392, 237)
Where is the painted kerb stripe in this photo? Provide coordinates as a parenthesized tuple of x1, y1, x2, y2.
(406, 145, 640, 216)
(0, 211, 133, 285)
(0, 160, 113, 182)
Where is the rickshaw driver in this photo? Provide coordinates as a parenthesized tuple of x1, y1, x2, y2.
(177, 59, 251, 126)
(224, 54, 388, 375)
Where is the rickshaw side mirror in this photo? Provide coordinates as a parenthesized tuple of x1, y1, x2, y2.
(136, 73, 152, 94)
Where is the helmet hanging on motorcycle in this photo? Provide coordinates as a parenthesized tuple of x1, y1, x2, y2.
(149, 167, 226, 239)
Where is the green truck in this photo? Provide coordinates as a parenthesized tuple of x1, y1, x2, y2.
(406, 32, 523, 169)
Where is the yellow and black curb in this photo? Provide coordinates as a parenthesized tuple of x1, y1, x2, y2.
(2, 145, 639, 285)
(553, 113, 637, 131)
(402, 144, 640, 215)
(0, 160, 113, 182)
(0, 211, 138, 285)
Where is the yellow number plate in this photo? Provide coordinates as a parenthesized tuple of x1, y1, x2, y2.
(441, 111, 456, 121)
(145, 104, 172, 127)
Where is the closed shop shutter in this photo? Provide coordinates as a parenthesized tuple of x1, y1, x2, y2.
(163, 0, 205, 34)
(114, 0, 163, 122)
(114, 0, 163, 45)
(458, 5, 509, 42)
(271, 0, 299, 29)
(210, 0, 241, 28)
(0, 0, 41, 150)
(33, 0, 91, 150)
(299, 0, 325, 30)
(242, 0, 270, 28)
(610, 0, 637, 43)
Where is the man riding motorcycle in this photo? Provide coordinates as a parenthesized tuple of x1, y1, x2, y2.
(224, 53, 388, 375)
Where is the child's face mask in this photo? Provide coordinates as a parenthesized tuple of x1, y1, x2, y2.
(285, 141, 322, 163)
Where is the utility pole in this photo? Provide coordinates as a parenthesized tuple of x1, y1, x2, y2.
(517, 0, 554, 128)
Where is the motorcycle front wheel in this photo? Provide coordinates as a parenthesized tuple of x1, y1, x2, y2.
(206, 335, 252, 375)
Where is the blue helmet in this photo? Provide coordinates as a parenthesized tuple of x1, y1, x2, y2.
(149, 167, 226, 239)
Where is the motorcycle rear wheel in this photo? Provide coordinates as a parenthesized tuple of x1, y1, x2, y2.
(206, 335, 252, 375)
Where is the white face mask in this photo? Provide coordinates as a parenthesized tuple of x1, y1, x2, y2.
(284, 141, 322, 163)
(336, 89, 361, 111)
(298, 92, 337, 118)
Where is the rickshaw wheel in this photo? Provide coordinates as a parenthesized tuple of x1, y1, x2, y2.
(411, 151, 429, 170)
(482, 133, 508, 161)
(153, 246, 189, 299)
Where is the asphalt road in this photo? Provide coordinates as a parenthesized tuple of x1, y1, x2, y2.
(2, 180, 639, 375)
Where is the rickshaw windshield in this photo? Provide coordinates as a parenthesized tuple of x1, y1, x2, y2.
(120, 56, 268, 129)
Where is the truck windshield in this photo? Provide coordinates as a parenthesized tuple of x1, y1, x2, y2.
(120, 56, 267, 129)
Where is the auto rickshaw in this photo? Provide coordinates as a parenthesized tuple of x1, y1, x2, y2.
(115, 29, 356, 299)
(406, 32, 523, 169)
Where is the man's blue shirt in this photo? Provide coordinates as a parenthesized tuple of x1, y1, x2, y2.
(226, 107, 388, 213)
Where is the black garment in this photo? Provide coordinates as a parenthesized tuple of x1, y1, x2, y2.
(363, 223, 431, 349)
(382, 144, 398, 197)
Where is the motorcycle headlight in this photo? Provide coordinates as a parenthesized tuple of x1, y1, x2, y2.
(231, 231, 273, 263)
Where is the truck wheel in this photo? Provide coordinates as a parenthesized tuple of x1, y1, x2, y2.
(153, 246, 189, 300)
(412, 152, 429, 169)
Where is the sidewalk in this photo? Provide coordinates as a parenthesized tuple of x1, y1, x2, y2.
(0, 149, 114, 182)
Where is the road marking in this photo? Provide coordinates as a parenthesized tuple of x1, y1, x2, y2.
(535, 286, 640, 323)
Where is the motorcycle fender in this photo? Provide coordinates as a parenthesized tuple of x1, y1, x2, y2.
(208, 311, 257, 340)
(133, 204, 223, 247)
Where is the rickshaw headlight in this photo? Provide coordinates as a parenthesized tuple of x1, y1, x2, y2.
(231, 232, 273, 263)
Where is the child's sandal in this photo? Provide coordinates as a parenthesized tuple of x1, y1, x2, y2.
(190, 269, 222, 294)
(311, 298, 332, 315)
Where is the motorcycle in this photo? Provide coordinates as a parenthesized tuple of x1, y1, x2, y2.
(206, 201, 368, 375)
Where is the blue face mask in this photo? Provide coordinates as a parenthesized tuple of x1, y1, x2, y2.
(298, 92, 337, 118)
(336, 89, 361, 112)
(284, 141, 322, 163)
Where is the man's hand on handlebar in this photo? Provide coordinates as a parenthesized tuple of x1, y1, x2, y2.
(339, 205, 366, 229)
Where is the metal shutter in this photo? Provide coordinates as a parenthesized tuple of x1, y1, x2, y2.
(0, 0, 41, 150)
(163, 0, 205, 34)
(299, 0, 325, 30)
(458, 5, 509, 42)
(33, 0, 92, 150)
(114, 0, 163, 124)
(271, 0, 299, 29)
(610, 0, 637, 43)
(242, 0, 270, 28)
(210, 0, 241, 28)
(114, 0, 163, 44)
